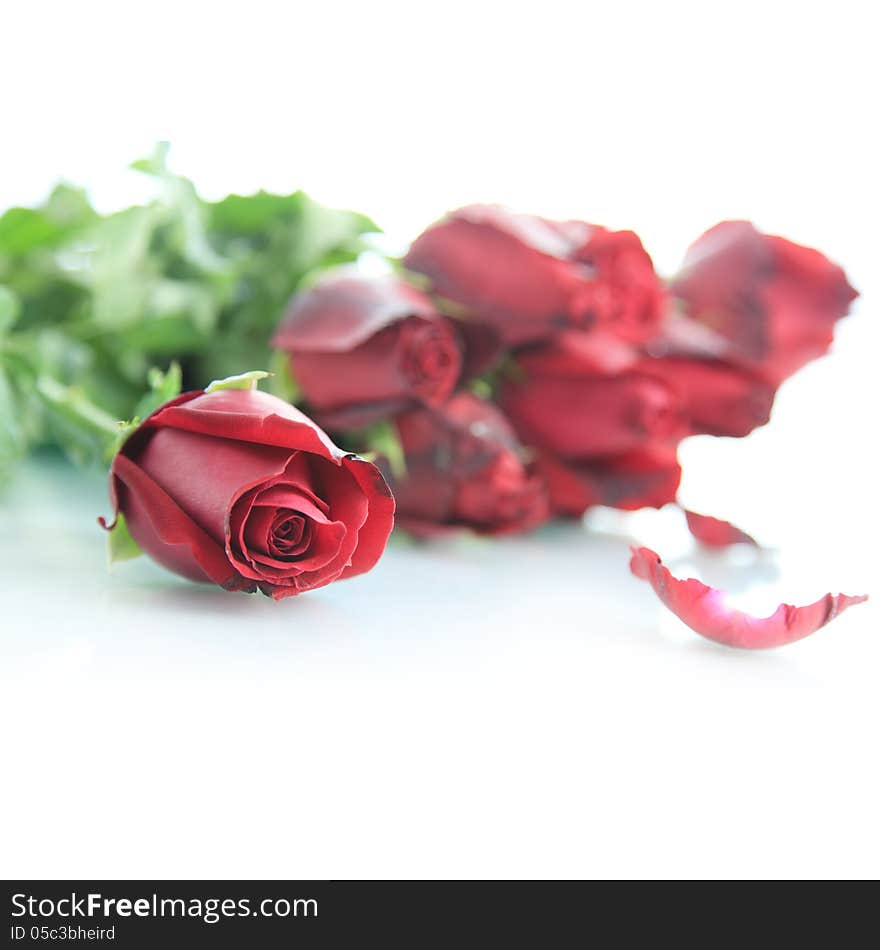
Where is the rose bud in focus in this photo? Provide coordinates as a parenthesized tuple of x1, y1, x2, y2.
(403, 204, 664, 347)
(101, 375, 394, 599)
(273, 272, 472, 430)
(671, 220, 858, 385)
(498, 336, 686, 459)
(389, 392, 548, 536)
(535, 446, 682, 518)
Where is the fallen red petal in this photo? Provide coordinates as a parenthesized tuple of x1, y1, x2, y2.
(684, 509, 758, 548)
(629, 546, 867, 649)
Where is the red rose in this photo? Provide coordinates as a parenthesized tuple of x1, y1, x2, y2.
(403, 204, 664, 347)
(103, 384, 394, 599)
(536, 446, 682, 517)
(671, 220, 858, 384)
(389, 393, 548, 536)
(499, 337, 686, 459)
(272, 272, 466, 430)
(632, 355, 775, 438)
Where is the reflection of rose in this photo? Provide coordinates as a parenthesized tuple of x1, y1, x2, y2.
(104, 388, 394, 599)
(273, 273, 463, 429)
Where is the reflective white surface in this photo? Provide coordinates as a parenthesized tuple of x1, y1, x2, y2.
(1, 371, 877, 879)
(2, 0, 878, 879)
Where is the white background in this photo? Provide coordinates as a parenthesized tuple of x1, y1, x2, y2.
(1, 0, 878, 878)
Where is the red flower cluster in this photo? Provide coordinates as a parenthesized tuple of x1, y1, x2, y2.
(102, 203, 866, 643)
(273, 206, 857, 537)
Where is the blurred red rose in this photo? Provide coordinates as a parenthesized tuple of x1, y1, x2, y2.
(403, 204, 664, 347)
(104, 386, 394, 599)
(535, 446, 682, 517)
(632, 355, 775, 438)
(671, 220, 857, 384)
(273, 272, 471, 430)
(390, 392, 548, 536)
(499, 336, 686, 459)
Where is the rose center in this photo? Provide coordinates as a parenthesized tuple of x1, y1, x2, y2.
(268, 510, 313, 558)
(399, 318, 461, 404)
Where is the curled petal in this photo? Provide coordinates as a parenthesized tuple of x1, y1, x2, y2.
(109, 454, 252, 591)
(272, 272, 439, 352)
(144, 389, 341, 460)
(684, 510, 758, 548)
(629, 546, 867, 649)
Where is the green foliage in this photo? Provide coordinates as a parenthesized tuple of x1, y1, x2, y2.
(355, 420, 407, 480)
(0, 147, 379, 484)
(113, 361, 184, 456)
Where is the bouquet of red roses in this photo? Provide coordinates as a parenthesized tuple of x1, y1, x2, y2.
(0, 152, 866, 647)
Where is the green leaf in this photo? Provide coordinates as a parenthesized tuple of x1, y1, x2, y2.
(266, 350, 301, 403)
(0, 145, 388, 485)
(36, 374, 121, 466)
(0, 286, 20, 334)
(0, 184, 97, 256)
(129, 140, 172, 176)
(0, 364, 26, 470)
(132, 361, 182, 420)
(132, 142, 227, 274)
(205, 369, 270, 392)
(208, 190, 307, 234)
(106, 511, 143, 564)
(358, 420, 406, 479)
(110, 361, 184, 457)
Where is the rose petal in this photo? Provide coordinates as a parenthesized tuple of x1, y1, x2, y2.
(147, 389, 342, 461)
(629, 546, 867, 649)
(109, 454, 252, 592)
(684, 510, 758, 548)
(288, 314, 462, 422)
(135, 427, 294, 544)
(337, 456, 396, 579)
(272, 271, 439, 353)
(404, 205, 587, 346)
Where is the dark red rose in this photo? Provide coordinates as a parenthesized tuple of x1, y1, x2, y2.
(671, 221, 858, 384)
(632, 355, 775, 438)
(102, 385, 394, 599)
(630, 546, 867, 649)
(566, 224, 667, 345)
(536, 446, 682, 517)
(272, 272, 466, 429)
(389, 392, 548, 536)
(499, 336, 686, 459)
(403, 204, 664, 347)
